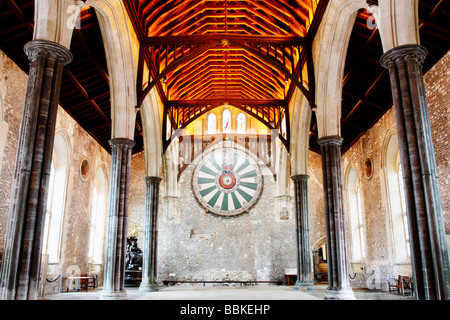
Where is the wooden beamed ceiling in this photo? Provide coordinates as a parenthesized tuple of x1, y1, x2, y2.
(125, 0, 325, 152)
(130, 0, 324, 103)
(0, 1, 448, 156)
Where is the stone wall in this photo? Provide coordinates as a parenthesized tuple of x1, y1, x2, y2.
(128, 151, 147, 234)
(307, 151, 326, 250)
(127, 141, 298, 285)
(0, 50, 111, 295)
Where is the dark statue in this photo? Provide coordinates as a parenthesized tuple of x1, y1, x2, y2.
(126, 237, 143, 270)
(125, 237, 143, 286)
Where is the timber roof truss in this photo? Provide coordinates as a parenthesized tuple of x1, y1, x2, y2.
(125, 0, 327, 152)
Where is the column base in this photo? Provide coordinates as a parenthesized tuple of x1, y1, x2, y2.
(100, 290, 129, 300)
(324, 288, 356, 300)
(294, 281, 315, 291)
(139, 282, 159, 292)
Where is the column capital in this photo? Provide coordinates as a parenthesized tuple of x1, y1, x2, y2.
(380, 44, 428, 69)
(291, 174, 309, 182)
(317, 136, 344, 147)
(24, 40, 73, 65)
(144, 176, 162, 184)
(109, 138, 136, 148)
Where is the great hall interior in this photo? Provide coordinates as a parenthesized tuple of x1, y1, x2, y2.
(0, 0, 449, 302)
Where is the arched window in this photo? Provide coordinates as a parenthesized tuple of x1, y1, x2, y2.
(43, 133, 70, 263)
(346, 166, 366, 262)
(222, 109, 231, 133)
(237, 113, 246, 134)
(88, 165, 108, 264)
(207, 113, 217, 134)
(397, 162, 411, 258)
(383, 133, 411, 262)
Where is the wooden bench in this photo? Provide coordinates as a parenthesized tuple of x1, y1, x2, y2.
(162, 280, 283, 287)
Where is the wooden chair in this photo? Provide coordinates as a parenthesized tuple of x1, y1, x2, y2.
(401, 276, 414, 296)
(88, 274, 98, 289)
(79, 273, 89, 291)
(389, 275, 402, 294)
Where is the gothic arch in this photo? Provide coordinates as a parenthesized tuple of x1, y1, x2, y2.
(88, 163, 109, 264)
(43, 131, 71, 263)
(344, 164, 367, 263)
(380, 129, 411, 264)
(53, 129, 73, 170)
(141, 88, 163, 177)
(33, 0, 76, 49)
(289, 87, 312, 176)
(85, 0, 138, 140)
(313, 0, 368, 139)
(369, 0, 420, 53)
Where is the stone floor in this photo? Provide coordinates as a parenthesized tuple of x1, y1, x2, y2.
(10, 284, 425, 319)
(41, 283, 415, 301)
(36, 284, 421, 319)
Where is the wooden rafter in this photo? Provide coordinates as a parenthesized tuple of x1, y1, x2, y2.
(122, 0, 325, 155)
(136, 35, 313, 106)
(162, 99, 289, 152)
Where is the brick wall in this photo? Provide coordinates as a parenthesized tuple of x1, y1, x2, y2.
(333, 50, 450, 288)
(425, 51, 450, 234)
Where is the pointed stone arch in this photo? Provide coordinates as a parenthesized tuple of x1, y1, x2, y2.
(313, 0, 368, 139)
(85, 0, 138, 140)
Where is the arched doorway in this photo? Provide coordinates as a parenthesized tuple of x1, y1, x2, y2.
(312, 237, 328, 283)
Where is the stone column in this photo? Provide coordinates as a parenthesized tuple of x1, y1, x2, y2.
(101, 138, 135, 300)
(139, 176, 162, 292)
(0, 40, 72, 300)
(292, 174, 315, 291)
(381, 45, 450, 300)
(317, 136, 355, 300)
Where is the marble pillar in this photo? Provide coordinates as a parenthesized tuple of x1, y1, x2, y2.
(292, 174, 315, 291)
(317, 136, 355, 300)
(101, 138, 135, 300)
(381, 45, 450, 300)
(0, 40, 72, 300)
(139, 176, 162, 292)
